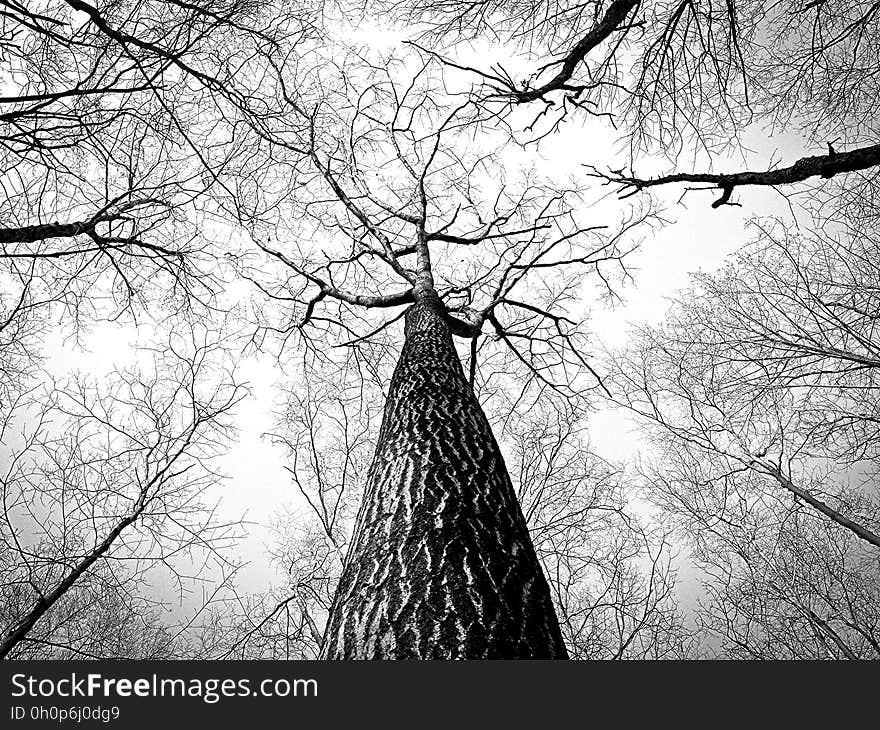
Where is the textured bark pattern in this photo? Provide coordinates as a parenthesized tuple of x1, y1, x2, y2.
(321, 294, 568, 659)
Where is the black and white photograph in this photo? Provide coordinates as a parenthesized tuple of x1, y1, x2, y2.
(1, 0, 878, 719)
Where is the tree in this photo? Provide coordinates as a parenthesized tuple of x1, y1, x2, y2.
(6, 0, 875, 662)
(355, 1, 880, 660)
(0, 331, 246, 659)
(508, 406, 690, 659)
(239, 56, 656, 657)
(605, 205, 880, 658)
(237, 363, 691, 659)
(0, 1, 314, 659)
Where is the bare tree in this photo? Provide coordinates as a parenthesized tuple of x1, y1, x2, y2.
(363, 1, 880, 659)
(504, 402, 692, 658)
(0, 330, 246, 659)
(6, 0, 875, 663)
(0, 5, 324, 660)
(231, 53, 661, 657)
(605, 206, 880, 658)
(240, 360, 692, 659)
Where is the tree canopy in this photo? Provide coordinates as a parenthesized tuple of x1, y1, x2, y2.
(1, 0, 878, 659)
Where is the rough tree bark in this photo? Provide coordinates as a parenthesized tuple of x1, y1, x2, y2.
(320, 291, 568, 659)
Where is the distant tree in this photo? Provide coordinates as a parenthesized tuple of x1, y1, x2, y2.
(606, 203, 880, 658)
(0, 1, 314, 660)
(506, 406, 690, 659)
(0, 331, 245, 659)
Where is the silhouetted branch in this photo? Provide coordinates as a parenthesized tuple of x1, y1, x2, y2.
(589, 143, 880, 207)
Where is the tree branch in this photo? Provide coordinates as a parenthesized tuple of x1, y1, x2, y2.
(256, 241, 414, 318)
(0, 219, 105, 244)
(751, 457, 880, 550)
(591, 142, 880, 207)
(512, 0, 640, 103)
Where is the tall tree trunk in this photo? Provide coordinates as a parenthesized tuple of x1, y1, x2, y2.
(321, 292, 568, 659)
